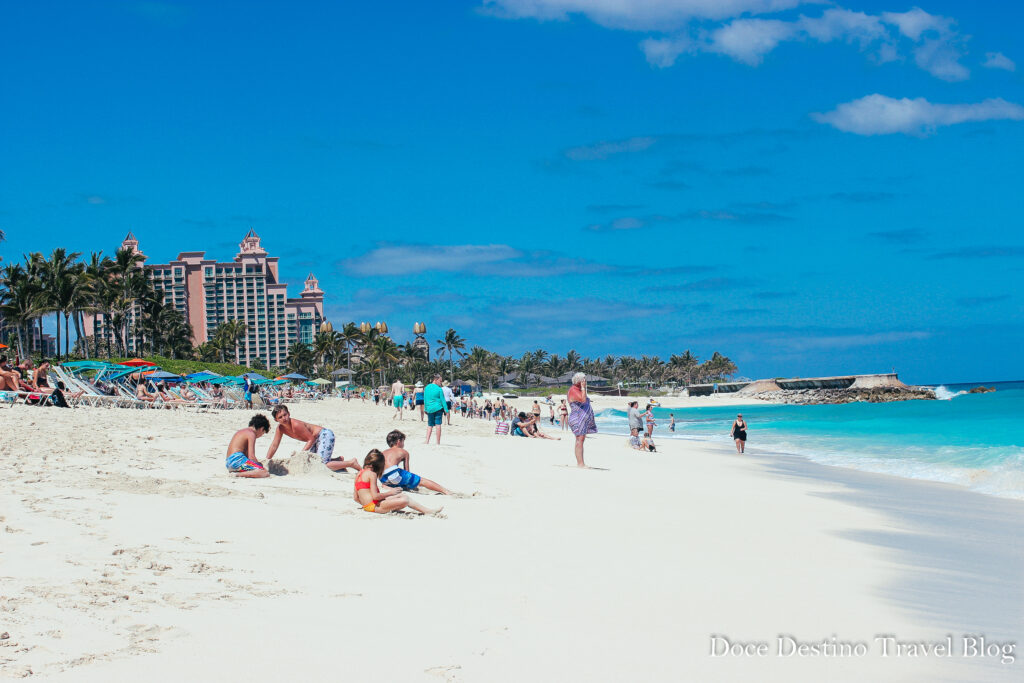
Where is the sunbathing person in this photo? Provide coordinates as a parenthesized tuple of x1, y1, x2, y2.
(354, 449, 443, 515)
(226, 414, 271, 478)
(135, 379, 159, 403)
(380, 429, 452, 495)
(266, 404, 359, 471)
(0, 356, 23, 391)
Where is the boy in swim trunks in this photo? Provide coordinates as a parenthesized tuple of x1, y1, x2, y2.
(380, 430, 452, 495)
(266, 404, 359, 471)
(226, 414, 271, 478)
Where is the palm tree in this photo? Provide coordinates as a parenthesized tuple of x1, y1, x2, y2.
(565, 349, 581, 371)
(339, 322, 362, 376)
(42, 248, 83, 358)
(669, 350, 699, 386)
(0, 263, 45, 356)
(436, 328, 466, 382)
(464, 346, 493, 388)
(369, 335, 399, 386)
(287, 341, 315, 376)
(214, 319, 248, 364)
(518, 352, 537, 391)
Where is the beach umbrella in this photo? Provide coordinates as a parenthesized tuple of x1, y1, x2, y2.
(185, 370, 220, 381)
(310, 378, 332, 385)
(280, 372, 309, 380)
(145, 370, 183, 381)
(122, 358, 156, 367)
(0, 343, 7, 349)
(241, 372, 268, 381)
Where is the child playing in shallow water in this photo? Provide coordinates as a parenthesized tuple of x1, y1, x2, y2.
(354, 449, 443, 516)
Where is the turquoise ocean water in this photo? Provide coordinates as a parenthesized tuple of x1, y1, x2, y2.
(594, 380, 1024, 500)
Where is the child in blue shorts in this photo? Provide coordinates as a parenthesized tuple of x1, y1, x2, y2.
(380, 429, 453, 495)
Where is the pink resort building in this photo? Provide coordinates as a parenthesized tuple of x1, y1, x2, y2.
(83, 230, 326, 367)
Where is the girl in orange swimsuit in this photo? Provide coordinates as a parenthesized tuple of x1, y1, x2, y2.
(354, 449, 444, 516)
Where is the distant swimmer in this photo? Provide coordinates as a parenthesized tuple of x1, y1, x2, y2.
(731, 414, 747, 454)
(226, 414, 271, 478)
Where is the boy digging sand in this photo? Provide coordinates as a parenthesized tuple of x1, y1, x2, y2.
(266, 405, 360, 471)
(226, 415, 271, 478)
(380, 430, 453, 495)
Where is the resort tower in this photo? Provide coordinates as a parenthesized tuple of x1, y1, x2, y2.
(83, 230, 326, 367)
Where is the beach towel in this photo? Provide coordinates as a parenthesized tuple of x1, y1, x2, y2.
(494, 421, 509, 435)
(568, 398, 597, 437)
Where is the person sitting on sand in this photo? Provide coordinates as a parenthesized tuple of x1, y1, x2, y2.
(510, 411, 529, 437)
(629, 434, 657, 452)
(226, 414, 271, 478)
(522, 414, 560, 440)
(379, 430, 452, 495)
(354, 449, 443, 515)
(266, 404, 360, 471)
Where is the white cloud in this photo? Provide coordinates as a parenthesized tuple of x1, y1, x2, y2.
(480, 0, 807, 31)
(799, 8, 886, 45)
(487, 2, 975, 81)
(640, 34, 693, 67)
(913, 37, 969, 81)
(879, 7, 951, 41)
(984, 51, 1016, 72)
(708, 19, 797, 66)
(564, 136, 656, 160)
(345, 244, 520, 276)
(811, 94, 1024, 136)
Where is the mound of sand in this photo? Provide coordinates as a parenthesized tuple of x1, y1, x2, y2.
(267, 450, 334, 477)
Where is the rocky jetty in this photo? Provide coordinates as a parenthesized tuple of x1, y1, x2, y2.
(751, 386, 936, 405)
(968, 386, 996, 394)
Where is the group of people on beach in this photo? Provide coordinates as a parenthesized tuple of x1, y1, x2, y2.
(225, 406, 448, 515)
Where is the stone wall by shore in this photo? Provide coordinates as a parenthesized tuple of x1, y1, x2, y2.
(752, 386, 936, 405)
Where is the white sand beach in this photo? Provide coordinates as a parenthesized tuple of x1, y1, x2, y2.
(2, 397, 1021, 682)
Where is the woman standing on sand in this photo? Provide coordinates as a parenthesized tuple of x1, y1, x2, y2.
(559, 399, 569, 431)
(567, 372, 597, 468)
(731, 414, 747, 454)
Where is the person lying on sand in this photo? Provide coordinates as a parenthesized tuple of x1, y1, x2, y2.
(380, 430, 452, 495)
(354, 449, 443, 515)
(267, 404, 360, 471)
(226, 415, 271, 478)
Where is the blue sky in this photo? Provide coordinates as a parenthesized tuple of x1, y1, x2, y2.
(1, 0, 1022, 384)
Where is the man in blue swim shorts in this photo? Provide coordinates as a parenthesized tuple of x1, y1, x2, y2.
(225, 414, 271, 478)
(380, 429, 452, 495)
(265, 405, 360, 472)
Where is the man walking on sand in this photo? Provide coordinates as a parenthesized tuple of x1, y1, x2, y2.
(423, 374, 449, 444)
(380, 429, 452, 494)
(225, 414, 272, 478)
(391, 378, 405, 419)
(266, 405, 360, 471)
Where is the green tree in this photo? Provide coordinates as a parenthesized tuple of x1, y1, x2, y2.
(436, 328, 466, 382)
(287, 341, 315, 376)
